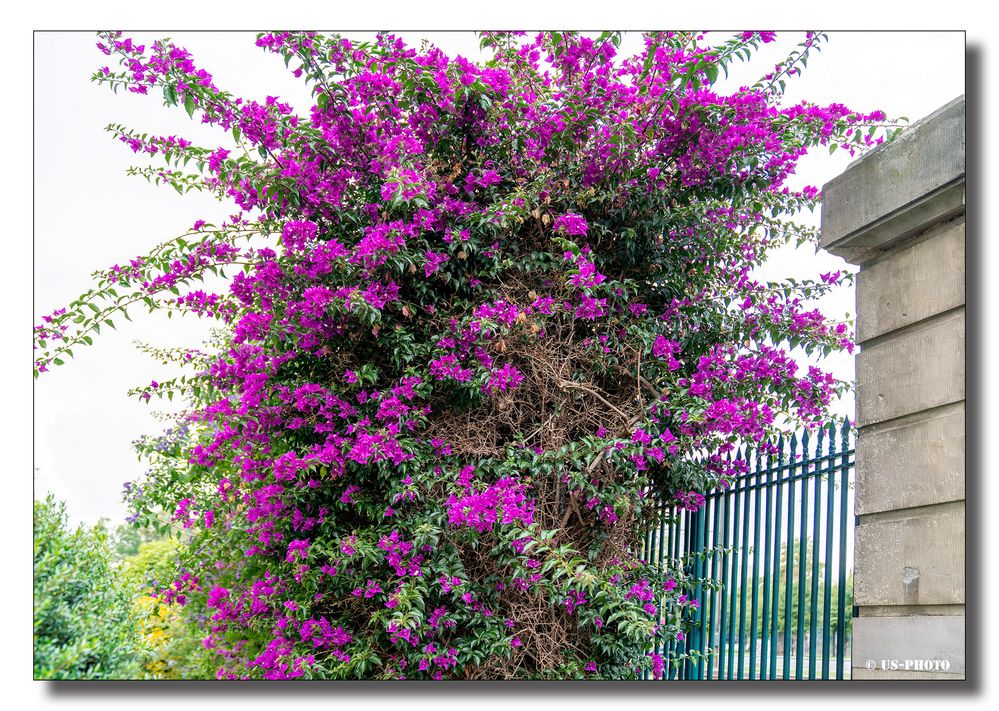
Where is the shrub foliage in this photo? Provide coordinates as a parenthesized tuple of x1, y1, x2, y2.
(34, 496, 144, 679)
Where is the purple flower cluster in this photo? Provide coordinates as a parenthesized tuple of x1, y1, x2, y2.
(446, 477, 534, 532)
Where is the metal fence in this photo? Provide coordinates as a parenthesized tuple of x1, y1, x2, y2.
(644, 420, 855, 680)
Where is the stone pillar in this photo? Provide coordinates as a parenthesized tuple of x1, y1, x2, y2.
(820, 96, 965, 680)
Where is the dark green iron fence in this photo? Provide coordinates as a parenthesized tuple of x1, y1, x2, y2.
(644, 420, 855, 680)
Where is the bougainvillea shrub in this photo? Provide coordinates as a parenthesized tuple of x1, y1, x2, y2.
(34, 31, 893, 679)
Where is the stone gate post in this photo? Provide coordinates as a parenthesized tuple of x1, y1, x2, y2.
(820, 96, 966, 680)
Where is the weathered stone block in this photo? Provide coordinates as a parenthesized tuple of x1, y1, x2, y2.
(856, 402, 965, 515)
(821, 96, 965, 264)
(854, 503, 965, 606)
(852, 615, 964, 678)
(856, 308, 964, 426)
(856, 219, 965, 343)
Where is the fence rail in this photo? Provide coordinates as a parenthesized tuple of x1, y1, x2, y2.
(645, 420, 855, 680)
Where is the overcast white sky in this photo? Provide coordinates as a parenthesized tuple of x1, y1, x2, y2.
(32, 31, 964, 526)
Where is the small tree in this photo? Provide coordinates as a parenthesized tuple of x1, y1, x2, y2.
(33, 496, 145, 679)
(35, 31, 894, 679)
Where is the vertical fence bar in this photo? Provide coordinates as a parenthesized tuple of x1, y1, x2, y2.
(659, 501, 667, 568)
(675, 508, 687, 679)
(718, 487, 730, 679)
(648, 499, 656, 684)
(808, 425, 826, 680)
(822, 427, 837, 680)
(782, 434, 797, 679)
(769, 436, 785, 680)
(665, 499, 673, 677)
(657, 500, 668, 678)
(666, 504, 673, 573)
(738, 446, 751, 680)
(647, 508, 655, 562)
(749, 444, 763, 680)
(726, 456, 742, 678)
(668, 509, 679, 680)
(706, 492, 720, 680)
(836, 421, 851, 679)
(796, 429, 810, 680)
(680, 505, 692, 681)
(646, 499, 655, 683)
(687, 507, 698, 679)
(647, 500, 658, 682)
(664, 508, 672, 681)
(760, 445, 775, 679)
(693, 504, 708, 680)
(706, 498, 717, 681)
(701, 496, 718, 679)
(669, 506, 677, 679)
(673, 506, 688, 679)
(690, 505, 701, 680)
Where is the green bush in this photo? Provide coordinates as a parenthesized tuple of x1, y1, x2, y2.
(122, 537, 218, 679)
(34, 496, 145, 679)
